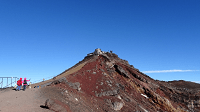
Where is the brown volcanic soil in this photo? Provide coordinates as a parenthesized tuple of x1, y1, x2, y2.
(0, 88, 53, 112)
(2, 50, 200, 112)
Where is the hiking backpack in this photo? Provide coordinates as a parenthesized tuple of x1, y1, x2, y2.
(17, 80, 21, 86)
(23, 80, 27, 84)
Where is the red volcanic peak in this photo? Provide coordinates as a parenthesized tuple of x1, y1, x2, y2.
(35, 49, 200, 112)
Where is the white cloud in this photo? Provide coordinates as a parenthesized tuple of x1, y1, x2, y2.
(193, 81, 200, 84)
(142, 70, 199, 73)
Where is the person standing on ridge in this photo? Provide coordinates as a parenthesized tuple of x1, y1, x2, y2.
(22, 78, 30, 91)
(16, 78, 22, 91)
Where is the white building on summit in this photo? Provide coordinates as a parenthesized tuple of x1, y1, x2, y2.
(87, 48, 106, 56)
(94, 48, 103, 55)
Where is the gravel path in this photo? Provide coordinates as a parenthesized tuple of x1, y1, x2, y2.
(0, 88, 53, 112)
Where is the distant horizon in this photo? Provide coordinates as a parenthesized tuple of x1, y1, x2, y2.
(1, 47, 200, 85)
(1, 49, 200, 88)
(2, 48, 200, 85)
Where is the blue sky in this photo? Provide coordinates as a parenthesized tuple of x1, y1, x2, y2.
(0, 0, 200, 85)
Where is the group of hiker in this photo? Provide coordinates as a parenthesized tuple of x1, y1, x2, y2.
(16, 78, 30, 91)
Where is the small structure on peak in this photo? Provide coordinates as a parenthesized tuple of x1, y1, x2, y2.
(87, 48, 107, 56)
(94, 48, 103, 55)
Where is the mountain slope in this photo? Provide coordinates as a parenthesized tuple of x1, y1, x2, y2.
(36, 49, 200, 112)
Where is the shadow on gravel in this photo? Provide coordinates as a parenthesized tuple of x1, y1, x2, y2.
(40, 105, 49, 109)
(12, 88, 22, 91)
(0, 87, 16, 91)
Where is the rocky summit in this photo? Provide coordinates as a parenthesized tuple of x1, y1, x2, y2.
(33, 49, 200, 112)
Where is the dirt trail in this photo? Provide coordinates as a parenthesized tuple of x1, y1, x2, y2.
(31, 62, 86, 88)
(0, 60, 87, 112)
(0, 88, 53, 112)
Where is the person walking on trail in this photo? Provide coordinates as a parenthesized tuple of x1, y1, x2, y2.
(22, 78, 30, 91)
(16, 78, 22, 91)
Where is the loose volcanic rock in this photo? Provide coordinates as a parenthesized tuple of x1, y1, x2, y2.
(45, 99, 67, 112)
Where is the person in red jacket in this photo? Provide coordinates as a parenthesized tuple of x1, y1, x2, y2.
(16, 78, 22, 91)
(22, 78, 30, 91)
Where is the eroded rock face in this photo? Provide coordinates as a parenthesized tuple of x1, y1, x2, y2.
(39, 50, 200, 112)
